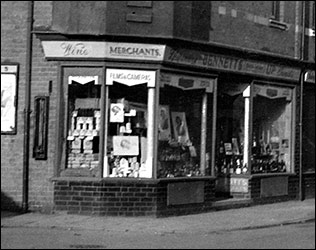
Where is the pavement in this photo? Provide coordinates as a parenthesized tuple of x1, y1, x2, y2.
(1, 198, 315, 235)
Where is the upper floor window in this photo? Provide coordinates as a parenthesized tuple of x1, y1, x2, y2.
(271, 1, 284, 22)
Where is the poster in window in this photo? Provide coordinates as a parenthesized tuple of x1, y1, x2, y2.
(113, 136, 139, 156)
(171, 112, 189, 144)
(1, 72, 17, 134)
(110, 103, 124, 123)
(158, 105, 171, 141)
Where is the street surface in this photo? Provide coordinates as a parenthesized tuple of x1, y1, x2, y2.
(1, 221, 314, 249)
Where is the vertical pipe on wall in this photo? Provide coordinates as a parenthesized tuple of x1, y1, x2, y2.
(200, 92, 208, 175)
(22, 0, 34, 213)
(299, 72, 304, 201)
(299, 0, 306, 201)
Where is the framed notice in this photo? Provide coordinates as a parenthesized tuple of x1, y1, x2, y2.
(110, 103, 124, 123)
(33, 96, 49, 160)
(158, 105, 171, 141)
(171, 112, 189, 144)
(1, 64, 18, 134)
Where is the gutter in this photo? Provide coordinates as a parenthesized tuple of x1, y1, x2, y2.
(22, 0, 34, 213)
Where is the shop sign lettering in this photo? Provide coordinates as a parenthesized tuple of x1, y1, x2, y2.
(109, 72, 152, 82)
(109, 46, 161, 58)
(42, 41, 165, 61)
(106, 69, 156, 87)
(61, 42, 89, 56)
(230, 178, 248, 193)
(165, 47, 301, 81)
(160, 72, 214, 93)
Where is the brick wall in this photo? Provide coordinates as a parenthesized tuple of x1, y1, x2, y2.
(156, 179, 216, 217)
(250, 175, 299, 204)
(53, 178, 216, 217)
(1, 0, 29, 210)
(303, 173, 315, 199)
(210, 1, 299, 57)
(53, 178, 159, 216)
(1, 1, 57, 213)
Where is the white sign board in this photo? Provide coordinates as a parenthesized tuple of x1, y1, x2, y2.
(1, 65, 18, 134)
(106, 69, 156, 87)
(41, 41, 165, 61)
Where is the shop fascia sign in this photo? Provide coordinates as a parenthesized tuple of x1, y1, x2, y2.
(41, 41, 165, 61)
(160, 72, 214, 93)
(106, 68, 156, 87)
(164, 47, 301, 82)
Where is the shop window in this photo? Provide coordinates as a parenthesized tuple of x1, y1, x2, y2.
(252, 84, 294, 174)
(271, 1, 284, 22)
(105, 69, 156, 178)
(269, 1, 288, 30)
(158, 72, 214, 178)
(66, 76, 101, 174)
(215, 83, 248, 176)
(216, 82, 294, 176)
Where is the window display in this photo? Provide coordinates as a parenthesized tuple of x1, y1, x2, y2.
(215, 84, 246, 176)
(251, 84, 293, 174)
(66, 76, 101, 175)
(158, 73, 214, 178)
(215, 82, 294, 176)
(107, 82, 148, 178)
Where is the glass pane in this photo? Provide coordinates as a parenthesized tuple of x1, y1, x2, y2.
(66, 77, 101, 175)
(107, 83, 148, 178)
(251, 84, 293, 174)
(158, 83, 208, 178)
(215, 83, 247, 176)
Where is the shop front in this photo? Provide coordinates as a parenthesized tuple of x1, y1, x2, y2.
(42, 41, 217, 216)
(40, 40, 302, 217)
(215, 79, 297, 202)
(164, 46, 301, 204)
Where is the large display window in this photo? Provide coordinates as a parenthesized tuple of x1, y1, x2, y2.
(252, 83, 294, 174)
(215, 82, 295, 176)
(215, 82, 248, 175)
(65, 76, 101, 175)
(158, 72, 215, 178)
(104, 69, 156, 178)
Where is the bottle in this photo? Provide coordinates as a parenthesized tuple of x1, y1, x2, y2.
(235, 159, 242, 174)
(242, 162, 248, 174)
(219, 141, 225, 157)
(252, 135, 258, 155)
(229, 158, 234, 174)
(222, 158, 227, 174)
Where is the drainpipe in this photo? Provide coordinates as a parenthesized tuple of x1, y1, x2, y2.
(22, 0, 34, 213)
(299, 0, 306, 201)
